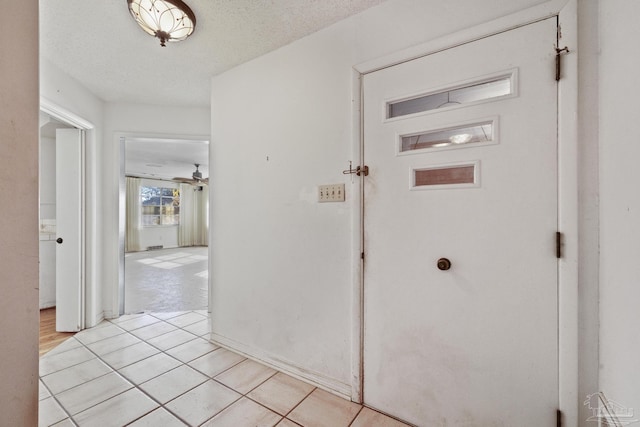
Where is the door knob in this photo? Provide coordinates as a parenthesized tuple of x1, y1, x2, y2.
(437, 258, 451, 271)
(56, 237, 63, 244)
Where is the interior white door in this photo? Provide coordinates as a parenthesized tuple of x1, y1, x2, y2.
(363, 18, 558, 426)
(55, 128, 84, 332)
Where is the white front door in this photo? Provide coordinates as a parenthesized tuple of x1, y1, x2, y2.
(363, 18, 559, 426)
(55, 128, 84, 332)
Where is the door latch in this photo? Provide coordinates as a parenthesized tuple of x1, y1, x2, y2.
(343, 161, 369, 177)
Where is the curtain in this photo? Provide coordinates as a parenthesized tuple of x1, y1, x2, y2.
(178, 183, 195, 246)
(178, 183, 209, 247)
(194, 185, 209, 246)
(125, 177, 141, 252)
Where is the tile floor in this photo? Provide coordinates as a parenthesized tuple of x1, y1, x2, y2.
(125, 247, 208, 313)
(39, 311, 410, 427)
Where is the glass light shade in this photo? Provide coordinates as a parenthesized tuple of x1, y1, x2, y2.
(127, 0, 196, 46)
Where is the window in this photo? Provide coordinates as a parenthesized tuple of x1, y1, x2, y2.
(412, 161, 480, 190)
(140, 186, 180, 226)
(400, 120, 495, 152)
(387, 73, 514, 119)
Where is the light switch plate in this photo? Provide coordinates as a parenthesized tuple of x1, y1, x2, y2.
(318, 184, 345, 202)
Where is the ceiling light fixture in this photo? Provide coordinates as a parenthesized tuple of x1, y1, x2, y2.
(127, 0, 196, 47)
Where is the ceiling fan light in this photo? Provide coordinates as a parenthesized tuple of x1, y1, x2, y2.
(127, 0, 196, 47)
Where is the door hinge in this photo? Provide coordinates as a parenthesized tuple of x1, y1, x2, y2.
(361, 251, 365, 260)
(555, 46, 570, 81)
(556, 231, 563, 259)
(557, 409, 562, 427)
(557, 23, 563, 41)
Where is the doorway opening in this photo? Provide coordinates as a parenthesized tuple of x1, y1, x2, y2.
(121, 136, 210, 314)
(39, 103, 94, 333)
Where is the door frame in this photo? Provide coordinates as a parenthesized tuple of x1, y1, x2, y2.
(40, 97, 96, 330)
(349, 0, 578, 423)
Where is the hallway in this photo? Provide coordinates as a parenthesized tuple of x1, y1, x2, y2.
(38, 311, 409, 426)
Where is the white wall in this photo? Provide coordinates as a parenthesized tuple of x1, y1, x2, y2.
(102, 103, 210, 317)
(210, 0, 555, 397)
(40, 58, 105, 326)
(138, 226, 179, 250)
(0, 0, 39, 423)
(39, 135, 56, 220)
(598, 0, 640, 420)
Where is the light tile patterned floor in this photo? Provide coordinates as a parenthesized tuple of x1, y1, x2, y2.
(39, 311, 410, 427)
(125, 247, 208, 314)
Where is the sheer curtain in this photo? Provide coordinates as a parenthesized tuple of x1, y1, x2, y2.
(178, 184, 209, 247)
(125, 177, 142, 252)
(178, 183, 195, 246)
(194, 185, 209, 246)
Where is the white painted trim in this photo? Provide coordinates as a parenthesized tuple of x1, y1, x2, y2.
(558, 1, 579, 425)
(125, 136, 210, 145)
(114, 131, 211, 143)
(80, 130, 86, 330)
(349, 69, 364, 402)
(40, 97, 97, 330)
(350, 1, 579, 422)
(118, 136, 126, 316)
(210, 332, 352, 400)
(40, 97, 95, 130)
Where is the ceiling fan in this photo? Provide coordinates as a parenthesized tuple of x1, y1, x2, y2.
(174, 163, 208, 185)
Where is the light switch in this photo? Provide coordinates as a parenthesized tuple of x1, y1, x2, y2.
(318, 184, 345, 202)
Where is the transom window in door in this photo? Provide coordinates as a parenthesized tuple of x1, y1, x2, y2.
(399, 118, 497, 153)
(387, 70, 516, 119)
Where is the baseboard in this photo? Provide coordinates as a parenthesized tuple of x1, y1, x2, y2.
(209, 332, 352, 400)
(92, 312, 105, 328)
(84, 311, 106, 328)
(102, 310, 118, 321)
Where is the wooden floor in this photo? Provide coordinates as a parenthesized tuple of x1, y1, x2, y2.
(39, 308, 76, 357)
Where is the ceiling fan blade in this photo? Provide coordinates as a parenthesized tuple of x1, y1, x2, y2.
(173, 177, 196, 184)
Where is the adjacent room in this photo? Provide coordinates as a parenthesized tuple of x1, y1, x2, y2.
(124, 137, 210, 314)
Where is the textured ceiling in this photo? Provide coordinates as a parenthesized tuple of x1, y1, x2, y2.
(125, 137, 210, 181)
(40, 0, 386, 108)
